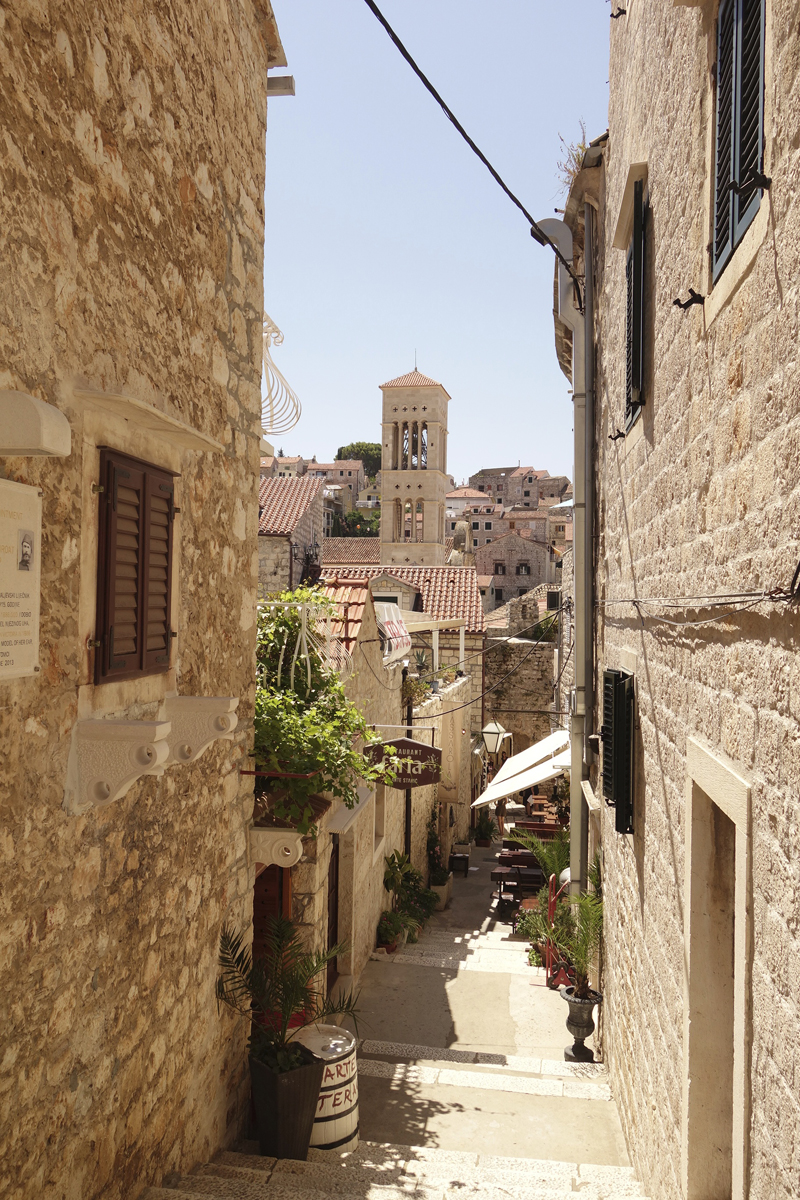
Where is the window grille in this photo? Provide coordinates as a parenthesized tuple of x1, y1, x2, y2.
(601, 668, 635, 834)
(713, 0, 765, 280)
(95, 448, 177, 683)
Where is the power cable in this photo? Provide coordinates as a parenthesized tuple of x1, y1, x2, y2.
(359, 0, 583, 309)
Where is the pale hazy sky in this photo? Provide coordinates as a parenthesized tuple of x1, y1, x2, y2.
(263, 1, 610, 483)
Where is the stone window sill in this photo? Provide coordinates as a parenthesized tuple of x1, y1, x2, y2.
(704, 199, 770, 330)
(71, 385, 224, 453)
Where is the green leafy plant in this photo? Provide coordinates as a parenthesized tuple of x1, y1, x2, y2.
(414, 650, 428, 676)
(508, 825, 570, 881)
(336, 442, 382, 478)
(588, 847, 603, 899)
(395, 866, 438, 926)
(556, 119, 588, 196)
(474, 809, 497, 842)
(253, 589, 395, 833)
(402, 676, 429, 708)
(384, 851, 414, 910)
(217, 919, 360, 1073)
(429, 865, 450, 887)
(377, 910, 405, 946)
(426, 800, 450, 884)
(551, 895, 603, 999)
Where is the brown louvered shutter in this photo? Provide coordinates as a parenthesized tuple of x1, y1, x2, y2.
(95, 449, 177, 683)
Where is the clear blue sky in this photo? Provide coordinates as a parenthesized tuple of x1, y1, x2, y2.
(264, 1, 609, 483)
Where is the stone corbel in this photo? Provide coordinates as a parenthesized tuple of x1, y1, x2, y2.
(162, 696, 239, 766)
(64, 720, 171, 815)
(249, 826, 304, 869)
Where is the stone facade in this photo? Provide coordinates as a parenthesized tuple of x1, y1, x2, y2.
(475, 532, 553, 602)
(483, 637, 554, 754)
(0, 3, 283, 1196)
(566, 3, 800, 1199)
(257, 485, 324, 596)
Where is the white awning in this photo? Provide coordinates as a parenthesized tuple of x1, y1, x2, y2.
(374, 602, 412, 665)
(491, 729, 570, 788)
(471, 746, 571, 808)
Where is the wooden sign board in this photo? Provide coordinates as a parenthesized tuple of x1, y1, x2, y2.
(0, 478, 42, 680)
(366, 737, 442, 788)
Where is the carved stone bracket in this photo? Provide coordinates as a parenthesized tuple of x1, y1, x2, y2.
(162, 696, 239, 766)
(64, 719, 171, 815)
(250, 826, 304, 869)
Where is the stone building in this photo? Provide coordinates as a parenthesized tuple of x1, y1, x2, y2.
(0, 1, 286, 1197)
(379, 370, 450, 567)
(475, 531, 554, 605)
(274, 454, 306, 477)
(257, 476, 323, 594)
(548, 3, 800, 1199)
(306, 459, 366, 508)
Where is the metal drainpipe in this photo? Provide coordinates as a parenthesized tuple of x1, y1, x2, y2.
(403, 666, 412, 857)
(583, 202, 596, 869)
(536, 214, 588, 896)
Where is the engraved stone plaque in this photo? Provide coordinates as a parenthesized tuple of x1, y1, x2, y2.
(0, 478, 42, 679)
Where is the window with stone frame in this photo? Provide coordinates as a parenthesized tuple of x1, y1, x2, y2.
(494, 562, 505, 575)
(516, 563, 530, 576)
(625, 178, 645, 430)
(712, 0, 766, 281)
(94, 448, 178, 684)
(484, 521, 492, 530)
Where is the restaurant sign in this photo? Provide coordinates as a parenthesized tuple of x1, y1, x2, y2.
(366, 737, 442, 788)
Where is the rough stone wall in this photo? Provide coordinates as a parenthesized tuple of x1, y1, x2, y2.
(476, 533, 551, 594)
(483, 639, 554, 753)
(593, 4, 800, 1199)
(0, 2, 279, 1196)
(555, 548, 573, 732)
(257, 535, 291, 594)
(433, 631, 484, 732)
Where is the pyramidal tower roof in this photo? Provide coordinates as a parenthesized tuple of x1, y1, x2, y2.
(380, 369, 450, 396)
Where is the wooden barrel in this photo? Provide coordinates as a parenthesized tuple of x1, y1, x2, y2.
(295, 1025, 359, 1152)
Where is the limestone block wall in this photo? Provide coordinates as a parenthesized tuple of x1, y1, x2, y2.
(475, 534, 551, 594)
(257, 536, 291, 595)
(591, 4, 800, 1199)
(0, 2, 280, 1196)
(483, 639, 554, 753)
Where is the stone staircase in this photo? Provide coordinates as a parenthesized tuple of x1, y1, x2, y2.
(143, 1139, 648, 1200)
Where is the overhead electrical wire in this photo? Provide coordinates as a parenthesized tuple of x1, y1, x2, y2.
(359, 0, 584, 308)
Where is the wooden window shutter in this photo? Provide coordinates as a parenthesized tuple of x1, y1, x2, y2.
(625, 179, 645, 428)
(95, 449, 177, 683)
(713, 0, 736, 278)
(713, 0, 765, 280)
(601, 668, 635, 835)
(733, 0, 765, 242)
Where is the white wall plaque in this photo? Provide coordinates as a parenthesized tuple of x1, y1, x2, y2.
(0, 478, 42, 679)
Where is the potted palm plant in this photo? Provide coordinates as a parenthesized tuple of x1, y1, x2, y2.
(554, 894, 603, 1062)
(217, 918, 360, 1159)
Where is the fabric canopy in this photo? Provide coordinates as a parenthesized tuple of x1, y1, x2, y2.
(471, 747, 571, 808)
(490, 729, 570, 789)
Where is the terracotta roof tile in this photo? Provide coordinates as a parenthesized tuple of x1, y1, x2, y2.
(308, 461, 364, 472)
(446, 487, 486, 499)
(320, 565, 485, 634)
(381, 370, 450, 395)
(318, 577, 369, 651)
(322, 538, 382, 565)
(258, 476, 323, 536)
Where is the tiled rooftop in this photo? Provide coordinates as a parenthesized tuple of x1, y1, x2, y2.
(381, 370, 450, 395)
(258, 476, 323, 536)
(322, 538, 382, 565)
(321, 565, 486, 634)
(318, 577, 370, 652)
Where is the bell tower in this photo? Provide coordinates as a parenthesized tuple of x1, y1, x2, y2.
(379, 370, 450, 567)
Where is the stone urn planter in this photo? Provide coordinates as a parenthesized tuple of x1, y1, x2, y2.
(560, 986, 602, 1062)
(430, 872, 453, 910)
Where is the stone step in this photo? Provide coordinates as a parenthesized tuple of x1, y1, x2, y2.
(359, 1039, 608, 1079)
(356, 1059, 612, 1101)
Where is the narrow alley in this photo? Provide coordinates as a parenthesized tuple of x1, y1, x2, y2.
(145, 813, 645, 1200)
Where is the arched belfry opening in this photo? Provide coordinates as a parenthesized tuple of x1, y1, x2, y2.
(378, 370, 450, 566)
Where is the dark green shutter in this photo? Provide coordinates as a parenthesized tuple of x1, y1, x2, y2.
(713, 0, 765, 280)
(625, 179, 644, 429)
(601, 668, 635, 835)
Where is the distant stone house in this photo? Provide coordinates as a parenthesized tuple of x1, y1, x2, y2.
(258, 476, 324, 594)
(475, 531, 554, 604)
(275, 454, 307, 478)
(306, 460, 366, 508)
(478, 574, 496, 613)
(0, 1, 288, 1196)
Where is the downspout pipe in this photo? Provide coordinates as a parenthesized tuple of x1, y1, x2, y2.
(583, 201, 596, 827)
(537, 217, 589, 895)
